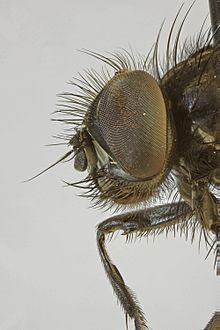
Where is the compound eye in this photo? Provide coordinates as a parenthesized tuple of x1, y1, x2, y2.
(87, 70, 168, 180)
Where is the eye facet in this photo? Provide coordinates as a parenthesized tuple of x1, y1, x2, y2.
(87, 70, 168, 180)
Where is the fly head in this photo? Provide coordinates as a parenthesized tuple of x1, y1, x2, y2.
(67, 64, 175, 206)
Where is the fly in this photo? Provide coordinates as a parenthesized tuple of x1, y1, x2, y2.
(27, 0, 220, 329)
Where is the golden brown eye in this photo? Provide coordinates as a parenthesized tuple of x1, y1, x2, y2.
(87, 70, 168, 180)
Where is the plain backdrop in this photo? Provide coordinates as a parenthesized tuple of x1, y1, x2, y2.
(0, 0, 219, 329)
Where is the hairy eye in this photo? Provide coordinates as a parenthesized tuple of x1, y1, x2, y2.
(87, 70, 168, 180)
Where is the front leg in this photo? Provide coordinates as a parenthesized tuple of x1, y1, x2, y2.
(97, 202, 193, 330)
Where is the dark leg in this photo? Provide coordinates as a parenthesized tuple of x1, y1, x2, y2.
(208, 0, 220, 276)
(97, 202, 193, 330)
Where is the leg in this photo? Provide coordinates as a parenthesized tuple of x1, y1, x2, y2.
(97, 201, 193, 330)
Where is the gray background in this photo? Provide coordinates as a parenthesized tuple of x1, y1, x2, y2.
(0, 0, 219, 329)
